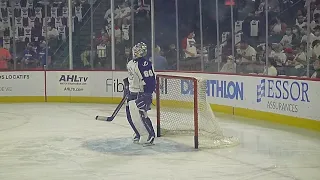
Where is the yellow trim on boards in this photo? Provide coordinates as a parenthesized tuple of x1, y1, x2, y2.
(0, 96, 319, 132)
(234, 107, 320, 132)
(46, 96, 122, 104)
(0, 96, 45, 103)
(210, 103, 320, 132)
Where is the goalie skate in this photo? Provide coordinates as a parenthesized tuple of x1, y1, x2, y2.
(138, 136, 155, 146)
(132, 133, 140, 144)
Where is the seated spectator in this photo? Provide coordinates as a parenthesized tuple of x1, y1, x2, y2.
(301, 25, 315, 44)
(271, 17, 287, 34)
(152, 45, 168, 71)
(0, 43, 12, 70)
(256, 44, 265, 62)
(296, 15, 307, 30)
(96, 29, 110, 45)
(163, 44, 177, 68)
(313, 25, 320, 42)
(311, 58, 320, 78)
(262, 58, 278, 76)
(220, 55, 236, 73)
(47, 25, 59, 50)
(271, 43, 287, 67)
(291, 25, 302, 47)
(312, 40, 320, 59)
(280, 27, 293, 47)
(81, 45, 92, 68)
(289, 43, 308, 76)
(267, 43, 276, 58)
(21, 43, 39, 69)
(47, 25, 59, 40)
(284, 47, 295, 63)
(236, 40, 257, 73)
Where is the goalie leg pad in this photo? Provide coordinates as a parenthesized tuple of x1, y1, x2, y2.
(128, 101, 154, 143)
(126, 105, 140, 138)
(139, 111, 155, 137)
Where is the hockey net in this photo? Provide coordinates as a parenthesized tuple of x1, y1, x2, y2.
(156, 74, 239, 149)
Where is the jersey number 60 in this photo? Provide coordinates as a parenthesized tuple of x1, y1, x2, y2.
(143, 70, 154, 77)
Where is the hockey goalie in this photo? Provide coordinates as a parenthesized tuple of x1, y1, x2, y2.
(125, 42, 156, 146)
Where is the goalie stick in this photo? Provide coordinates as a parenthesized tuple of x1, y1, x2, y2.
(95, 78, 129, 122)
(95, 95, 127, 121)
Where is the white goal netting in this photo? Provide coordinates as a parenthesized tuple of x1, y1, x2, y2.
(157, 75, 239, 148)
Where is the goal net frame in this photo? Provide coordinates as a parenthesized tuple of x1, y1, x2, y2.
(155, 74, 239, 149)
(156, 74, 200, 148)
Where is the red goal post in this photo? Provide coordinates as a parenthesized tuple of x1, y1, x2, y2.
(156, 74, 199, 148)
(155, 74, 239, 149)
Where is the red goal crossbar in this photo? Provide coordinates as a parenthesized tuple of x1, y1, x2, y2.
(156, 74, 199, 149)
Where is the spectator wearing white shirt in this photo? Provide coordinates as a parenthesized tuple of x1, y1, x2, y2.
(220, 55, 236, 73)
(271, 17, 287, 34)
(271, 43, 287, 67)
(262, 58, 278, 76)
(47, 25, 59, 39)
(237, 40, 257, 63)
(237, 40, 257, 73)
(296, 15, 307, 30)
(280, 27, 293, 47)
(104, 5, 121, 32)
(291, 43, 308, 76)
(47, 25, 59, 50)
(117, 2, 131, 27)
(301, 25, 316, 44)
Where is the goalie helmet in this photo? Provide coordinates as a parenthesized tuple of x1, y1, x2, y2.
(132, 42, 147, 59)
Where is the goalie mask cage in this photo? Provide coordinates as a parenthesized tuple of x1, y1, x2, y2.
(156, 74, 239, 149)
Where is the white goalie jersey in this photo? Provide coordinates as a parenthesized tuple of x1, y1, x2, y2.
(127, 57, 155, 94)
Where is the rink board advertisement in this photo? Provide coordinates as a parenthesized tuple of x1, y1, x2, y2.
(158, 72, 320, 121)
(0, 70, 319, 122)
(46, 71, 127, 98)
(0, 71, 44, 96)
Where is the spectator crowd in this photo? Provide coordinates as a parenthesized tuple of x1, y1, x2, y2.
(1, 0, 320, 79)
(0, 0, 88, 69)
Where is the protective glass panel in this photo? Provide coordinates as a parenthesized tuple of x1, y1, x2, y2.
(203, 0, 224, 73)
(153, 0, 179, 71)
(82, 0, 112, 70)
(1, 0, 73, 70)
(47, 0, 72, 70)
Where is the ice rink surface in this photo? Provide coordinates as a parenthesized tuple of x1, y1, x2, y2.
(0, 103, 320, 180)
